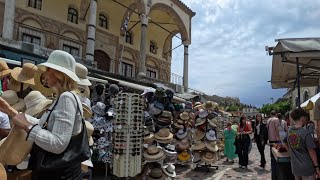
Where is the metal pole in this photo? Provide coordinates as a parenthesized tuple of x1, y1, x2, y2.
(296, 57, 301, 107)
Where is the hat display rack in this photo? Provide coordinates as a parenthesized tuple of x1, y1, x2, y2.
(112, 93, 144, 178)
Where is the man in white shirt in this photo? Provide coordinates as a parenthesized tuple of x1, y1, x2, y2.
(0, 111, 10, 139)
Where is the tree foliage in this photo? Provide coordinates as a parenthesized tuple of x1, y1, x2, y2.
(259, 100, 292, 115)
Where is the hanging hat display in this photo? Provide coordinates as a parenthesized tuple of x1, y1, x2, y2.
(198, 109, 209, 118)
(32, 70, 55, 97)
(8, 78, 30, 92)
(143, 146, 166, 162)
(192, 140, 206, 151)
(154, 128, 173, 144)
(194, 129, 205, 141)
(24, 91, 53, 117)
(75, 63, 92, 86)
(201, 151, 217, 163)
(179, 111, 190, 121)
(11, 63, 38, 85)
(147, 168, 165, 180)
(205, 140, 219, 152)
(1, 90, 26, 111)
(206, 129, 217, 141)
(175, 128, 187, 140)
(162, 163, 176, 178)
(177, 151, 191, 162)
(92, 102, 106, 116)
(163, 144, 177, 157)
(0, 60, 11, 78)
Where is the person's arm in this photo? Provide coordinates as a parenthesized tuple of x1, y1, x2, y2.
(27, 92, 78, 154)
(245, 122, 253, 134)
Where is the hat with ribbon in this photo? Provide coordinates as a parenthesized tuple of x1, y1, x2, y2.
(8, 78, 30, 92)
(92, 102, 106, 116)
(155, 128, 173, 144)
(176, 128, 187, 140)
(177, 151, 191, 162)
(195, 118, 206, 127)
(143, 146, 166, 162)
(162, 163, 176, 178)
(24, 91, 53, 117)
(205, 140, 219, 152)
(194, 129, 206, 141)
(199, 109, 209, 118)
(32, 70, 54, 97)
(177, 138, 190, 150)
(192, 140, 206, 151)
(163, 144, 177, 157)
(0, 163, 6, 180)
(147, 168, 165, 180)
(1, 90, 26, 112)
(75, 63, 91, 86)
(206, 129, 217, 141)
(0, 60, 11, 78)
(179, 111, 190, 121)
(11, 63, 38, 85)
(201, 151, 216, 163)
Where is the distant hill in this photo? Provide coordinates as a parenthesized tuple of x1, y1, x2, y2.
(202, 94, 255, 111)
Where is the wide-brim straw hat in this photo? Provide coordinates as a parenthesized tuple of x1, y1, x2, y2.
(0, 60, 11, 78)
(8, 78, 30, 92)
(11, 63, 38, 85)
(24, 91, 53, 117)
(204, 101, 218, 110)
(177, 138, 190, 150)
(161, 111, 173, 118)
(201, 151, 216, 163)
(0, 126, 33, 165)
(38, 50, 80, 83)
(173, 122, 184, 129)
(76, 63, 92, 86)
(85, 121, 94, 146)
(205, 141, 219, 152)
(1, 90, 26, 112)
(195, 118, 206, 126)
(179, 111, 190, 120)
(32, 70, 55, 97)
(192, 140, 206, 151)
(144, 131, 155, 144)
(154, 128, 173, 141)
(147, 168, 165, 180)
(162, 164, 176, 178)
(194, 129, 205, 141)
(0, 163, 6, 180)
(177, 151, 191, 162)
(143, 146, 166, 162)
(83, 103, 93, 119)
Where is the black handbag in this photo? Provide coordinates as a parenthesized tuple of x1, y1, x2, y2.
(28, 92, 91, 170)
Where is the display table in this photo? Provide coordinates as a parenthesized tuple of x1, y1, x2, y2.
(271, 147, 294, 180)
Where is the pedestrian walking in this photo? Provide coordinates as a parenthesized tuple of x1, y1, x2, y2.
(283, 108, 320, 180)
(253, 113, 268, 169)
(236, 116, 252, 169)
(277, 113, 288, 142)
(224, 121, 237, 163)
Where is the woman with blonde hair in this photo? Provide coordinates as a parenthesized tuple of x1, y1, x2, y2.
(0, 50, 90, 179)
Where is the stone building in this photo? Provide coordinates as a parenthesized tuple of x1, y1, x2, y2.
(0, 0, 195, 90)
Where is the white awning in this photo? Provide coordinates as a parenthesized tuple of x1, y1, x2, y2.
(87, 76, 108, 84)
(0, 57, 21, 65)
(301, 92, 320, 110)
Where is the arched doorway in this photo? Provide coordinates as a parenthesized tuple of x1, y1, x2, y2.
(94, 50, 110, 72)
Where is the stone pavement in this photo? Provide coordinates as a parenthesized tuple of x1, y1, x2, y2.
(175, 143, 272, 180)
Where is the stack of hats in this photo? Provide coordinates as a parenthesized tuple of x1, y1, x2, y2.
(154, 111, 172, 131)
(147, 163, 177, 180)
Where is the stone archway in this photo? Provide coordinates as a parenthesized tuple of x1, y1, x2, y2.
(94, 50, 111, 72)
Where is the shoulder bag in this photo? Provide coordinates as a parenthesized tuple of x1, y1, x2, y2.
(28, 92, 91, 170)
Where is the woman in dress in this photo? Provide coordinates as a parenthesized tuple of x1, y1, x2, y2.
(237, 116, 252, 169)
(253, 114, 268, 169)
(223, 121, 237, 163)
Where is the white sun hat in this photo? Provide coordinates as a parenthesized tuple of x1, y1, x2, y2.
(75, 63, 92, 86)
(24, 91, 53, 117)
(38, 50, 80, 83)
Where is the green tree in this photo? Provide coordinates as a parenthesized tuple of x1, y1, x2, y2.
(259, 100, 292, 115)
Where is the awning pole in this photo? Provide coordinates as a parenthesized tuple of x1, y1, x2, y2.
(297, 57, 301, 108)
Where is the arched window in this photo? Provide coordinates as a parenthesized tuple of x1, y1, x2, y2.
(125, 31, 132, 44)
(67, 8, 78, 24)
(303, 91, 309, 102)
(99, 14, 108, 29)
(150, 41, 157, 54)
(28, 0, 42, 10)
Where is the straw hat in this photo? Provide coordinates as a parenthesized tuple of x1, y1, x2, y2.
(163, 144, 177, 157)
(204, 101, 218, 110)
(75, 63, 91, 86)
(24, 91, 53, 116)
(85, 121, 94, 146)
(179, 111, 190, 120)
(0, 125, 33, 165)
(177, 151, 191, 162)
(194, 129, 205, 141)
(162, 164, 176, 178)
(0, 163, 6, 180)
(206, 129, 217, 141)
(32, 70, 54, 97)
(177, 138, 190, 150)
(147, 168, 165, 180)
(208, 118, 218, 128)
(173, 120, 185, 129)
(199, 109, 209, 118)
(192, 140, 206, 151)
(11, 63, 38, 85)
(8, 78, 30, 92)
(144, 128, 155, 144)
(201, 151, 216, 163)
(205, 140, 219, 152)
(193, 151, 202, 163)
(176, 129, 187, 140)
(0, 60, 11, 78)
(155, 128, 173, 142)
(1, 90, 25, 111)
(82, 97, 92, 119)
(161, 111, 172, 118)
(143, 146, 165, 162)
(38, 50, 80, 83)
(195, 118, 206, 126)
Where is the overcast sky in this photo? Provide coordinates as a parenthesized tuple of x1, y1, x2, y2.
(171, 0, 320, 107)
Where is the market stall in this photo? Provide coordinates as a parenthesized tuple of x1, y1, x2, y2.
(271, 146, 294, 180)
